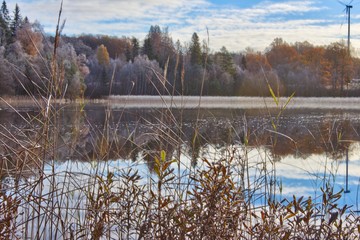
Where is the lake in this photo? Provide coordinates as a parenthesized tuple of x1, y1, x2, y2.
(1, 96, 360, 237)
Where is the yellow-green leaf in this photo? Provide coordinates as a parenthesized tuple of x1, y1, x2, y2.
(161, 150, 166, 162)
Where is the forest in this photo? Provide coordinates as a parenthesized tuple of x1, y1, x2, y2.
(1, 1, 360, 99)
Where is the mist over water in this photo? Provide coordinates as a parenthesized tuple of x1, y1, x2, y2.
(107, 96, 360, 110)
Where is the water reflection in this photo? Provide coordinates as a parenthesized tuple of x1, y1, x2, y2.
(1, 106, 359, 169)
(0, 105, 360, 206)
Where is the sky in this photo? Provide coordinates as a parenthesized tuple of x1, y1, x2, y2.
(5, 0, 360, 53)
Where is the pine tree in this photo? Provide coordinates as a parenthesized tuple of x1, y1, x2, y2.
(142, 25, 161, 61)
(0, 15, 4, 45)
(142, 37, 153, 59)
(219, 46, 236, 76)
(0, 0, 10, 45)
(23, 16, 29, 24)
(141, 25, 174, 67)
(1, 0, 10, 23)
(190, 32, 202, 66)
(131, 37, 139, 59)
(241, 55, 247, 70)
(125, 45, 132, 62)
(126, 37, 140, 62)
(0, 5, 3, 24)
(10, 4, 22, 38)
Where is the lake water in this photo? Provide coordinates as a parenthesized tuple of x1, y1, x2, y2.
(1, 97, 360, 236)
(0, 99, 360, 209)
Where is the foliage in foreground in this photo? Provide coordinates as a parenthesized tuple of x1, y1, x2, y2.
(1, 151, 359, 239)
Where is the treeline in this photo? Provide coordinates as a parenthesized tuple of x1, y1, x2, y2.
(1, 1, 360, 98)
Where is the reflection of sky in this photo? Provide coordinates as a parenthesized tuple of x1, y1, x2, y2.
(263, 143, 360, 212)
(42, 141, 360, 213)
(173, 142, 360, 212)
(4, 103, 360, 225)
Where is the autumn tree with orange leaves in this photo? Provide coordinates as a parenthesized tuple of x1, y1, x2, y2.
(325, 42, 354, 92)
(301, 46, 331, 89)
(16, 22, 43, 56)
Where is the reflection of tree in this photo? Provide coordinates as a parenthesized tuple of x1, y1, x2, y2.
(189, 130, 202, 167)
(266, 118, 354, 160)
(318, 119, 352, 160)
(2, 107, 360, 176)
(0, 110, 45, 179)
(142, 136, 176, 172)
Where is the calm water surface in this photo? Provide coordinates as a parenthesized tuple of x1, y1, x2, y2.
(1, 101, 360, 211)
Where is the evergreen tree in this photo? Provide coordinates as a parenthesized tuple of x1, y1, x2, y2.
(142, 25, 161, 61)
(0, 4, 4, 24)
(149, 25, 161, 38)
(241, 55, 247, 70)
(142, 37, 153, 59)
(219, 46, 236, 76)
(125, 44, 132, 62)
(190, 32, 202, 66)
(1, 0, 10, 23)
(131, 37, 139, 59)
(202, 39, 211, 66)
(0, 0, 10, 45)
(142, 25, 175, 68)
(10, 4, 22, 38)
(23, 16, 29, 24)
(126, 37, 140, 62)
(0, 15, 4, 45)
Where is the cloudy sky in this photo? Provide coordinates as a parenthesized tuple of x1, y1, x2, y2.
(5, 0, 360, 52)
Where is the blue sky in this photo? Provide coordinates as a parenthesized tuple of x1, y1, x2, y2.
(5, 0, 360, 52)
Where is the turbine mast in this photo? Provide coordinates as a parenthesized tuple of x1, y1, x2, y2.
(347, 4, 352, 56)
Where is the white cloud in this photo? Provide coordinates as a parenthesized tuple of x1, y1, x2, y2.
(6, 0, 355, 51)
(243, 0, 325, 20)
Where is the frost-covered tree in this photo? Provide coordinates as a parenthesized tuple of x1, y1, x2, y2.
(0, 46, 14, 95)
(5, 40, 29, 95)
(118, 55, 163, 95)
(239, 70, 284, 96)
(56, 43, 86, 99)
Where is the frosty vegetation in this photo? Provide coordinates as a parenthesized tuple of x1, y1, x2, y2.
(0, 1, 360, 99)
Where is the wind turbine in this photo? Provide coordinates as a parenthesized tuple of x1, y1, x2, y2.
(338, 0, 354, 56)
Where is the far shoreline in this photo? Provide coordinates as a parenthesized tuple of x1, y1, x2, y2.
(1, 95, 360, 110)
